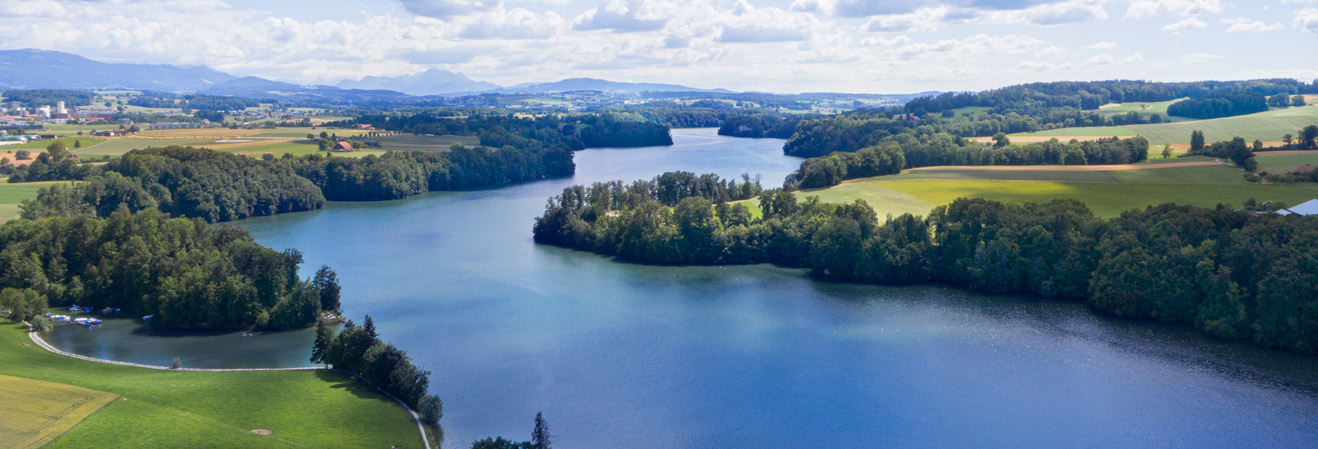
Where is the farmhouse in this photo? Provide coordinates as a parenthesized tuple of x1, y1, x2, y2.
(1282, 199, 1318, 216)
(93, 130, 125, 137)
(329, 141, 355, 152)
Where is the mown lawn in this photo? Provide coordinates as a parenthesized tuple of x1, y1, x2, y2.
(0, 324, 425, 449)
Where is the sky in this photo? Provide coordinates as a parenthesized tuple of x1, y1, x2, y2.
(1, 0, 1316, 93)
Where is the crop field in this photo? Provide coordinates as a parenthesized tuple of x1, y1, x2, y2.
(222, 141, 387, 158)
(945, 106, 991, 117)
(251, 127, 372, 138)
(0, 324, 425, 449)
(1013, 106, 1318, 146)
(0, 374, 118, 449)
(878, 169, 1121, 183)
(374, 134, 479, 151)
(138, 128, 275, 138)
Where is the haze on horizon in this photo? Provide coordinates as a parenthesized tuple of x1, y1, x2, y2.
(2, 0, 1316, 94)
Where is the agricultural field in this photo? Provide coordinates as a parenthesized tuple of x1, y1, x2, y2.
(74, 138, 222, 157)
(0, 324, 425, 449)
(0, 180, 77, 222)
(0, 374, 118, 449)
(217, 141, 386, 159)
(250, 127, 372, 138)
(945, 106, 992, 117)
(0, 137, 103, 151)
(1011, 105, 1318, 146)
(807, 155, 1318, 218)
(1097, 98, 1188, 120)
(1253, 151, 1318, 172)
(374, 134, 479, 152)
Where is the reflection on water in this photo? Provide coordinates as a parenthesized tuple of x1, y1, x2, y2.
(46, 129, 1318, 449)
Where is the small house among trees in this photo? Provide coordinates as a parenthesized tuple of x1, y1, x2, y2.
(329, 141, 354, 152)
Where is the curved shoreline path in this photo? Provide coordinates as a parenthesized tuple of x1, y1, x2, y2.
(25, 325, 434, 449)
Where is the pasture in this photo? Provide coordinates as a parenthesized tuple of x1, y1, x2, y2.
(808, 157, 1318, 218)
(1, 137, 103, 151)
(374, 134, 480, 151)
(1013, 105, 1318, 146)
(74, 138, 222, 157)
(220, 141, 387, 158)
(1254, 151, 1318, 172)
(0, 181, 77, 222)
(0, 324, 426, 449)
(0, 375, 118, 449)
(252, 127, 373, 138)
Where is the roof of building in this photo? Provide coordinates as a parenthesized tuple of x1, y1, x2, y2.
(333, 141, 353, 150)
(1287, 199, 1318, 216)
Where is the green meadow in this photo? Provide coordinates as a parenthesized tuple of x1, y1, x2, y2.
(0, 180, 78, 222)
(0, 324, 426, 449)
(1013, 105, 1318, 145)
(2, 137, 104, 151)
(807, 157, 1318, 218)
(374, 134, 480, 152)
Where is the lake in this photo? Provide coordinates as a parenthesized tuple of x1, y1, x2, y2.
(46, 128, 1318, 448)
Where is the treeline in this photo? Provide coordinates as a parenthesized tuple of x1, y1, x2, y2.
(6, 141, 94, 183)
(1167, 93, 1269, 119)
(345, 111, 673, 151)
(18, 144, 574, 222)
(128, 94, 260, 111)
(718, 114, 799, 138)
(534, 186, 1318, 353)
(0, 208, 340, 330)
(2, 89, 94, 107)
(312, 316, 443, 429)
(787, 136, 1149, 189)
(905, 79, 1316, 114)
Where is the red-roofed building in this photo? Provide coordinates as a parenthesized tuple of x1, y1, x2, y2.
(330, 141, 354, 152)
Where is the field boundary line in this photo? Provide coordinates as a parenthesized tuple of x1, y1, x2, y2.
(23, 323, 433, 449)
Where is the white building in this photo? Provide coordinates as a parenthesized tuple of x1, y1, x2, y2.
(56, 101, 67, 114)
(1282, 199, 1318, 216)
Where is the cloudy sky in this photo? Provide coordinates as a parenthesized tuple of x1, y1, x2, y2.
(1, 0, 1315, 93)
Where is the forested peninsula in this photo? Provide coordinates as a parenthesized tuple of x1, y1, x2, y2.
(533, 174, 1318, 354)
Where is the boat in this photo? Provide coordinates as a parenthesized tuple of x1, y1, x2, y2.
(87, 318, 102, 325)
(68, 305, 80, 311)
(142, 314, 154, 321)
(73, 318, 89, 324)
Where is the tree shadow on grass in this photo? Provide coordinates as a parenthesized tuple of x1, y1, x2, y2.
(314, 369, 394, 403)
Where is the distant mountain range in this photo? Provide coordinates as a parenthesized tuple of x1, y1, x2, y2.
(0, 49, 235, 92)
(0, 48, 923, 104)
(336, 69, 499, 96)
(498, 78, 728, 94)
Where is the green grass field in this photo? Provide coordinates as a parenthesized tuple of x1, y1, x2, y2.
(1254, 152, 1318, 172)
(0, 181, 77, 222)
(809, 158, 1318, 218)
(945, 106, 991, 117)
(0, 324, 425, 449)
(374, 134, 479, 152)
(251, 128, 372, 138)
(74, 138, 222, 157)
(216, 141, 387, 159)
(1014, 105, 1318, 146)
(1, 137, 104, 151)
(0, 374, 119, 449)
(1097, 98, 1186, 117)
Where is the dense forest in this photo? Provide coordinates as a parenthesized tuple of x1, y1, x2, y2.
(17, 144, 575, 222)
(904, 79, 1316, 114)
(533, 176, 1318, 354)
(0, 207, 338, 330)
(1, 89, 95, 107)
(341, 111, 673, 150)
(786, 136, 1149, 189)
(1167, 93, 1269, 119)
(717, 113, 800, 138)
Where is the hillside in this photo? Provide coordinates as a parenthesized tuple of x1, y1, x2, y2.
(0, 49, 235, 92)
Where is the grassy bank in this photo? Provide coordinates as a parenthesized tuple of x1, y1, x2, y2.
(0, 324, 425, 449)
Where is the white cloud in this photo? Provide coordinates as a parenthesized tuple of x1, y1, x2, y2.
(1162, 16, 1206, 31)
(1222, 18, 1284, 32)
(571, 0, 672, 32)
(1295, 8, 1318, 31)
(1121, 52, 1144, 63)
(862, 7, 950, 32)
(1084, 53, 1114, 65)
(1088, 41, 1117, 48)
(398, 0, 501, 19)
(1126, 0, 1223, 19)
(859, 35, 911, 46)
(1179, 52, 1221, 64)
(459, 8, 563, 39)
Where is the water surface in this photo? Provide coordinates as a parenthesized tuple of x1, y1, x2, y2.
(47, 129, 1318, 448)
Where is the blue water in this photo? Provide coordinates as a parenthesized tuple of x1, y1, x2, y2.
(47, 129, 1318, 448)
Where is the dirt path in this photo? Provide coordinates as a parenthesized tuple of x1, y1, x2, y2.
(25, 325, 433, 449)
(907, 161, 1222, 172)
